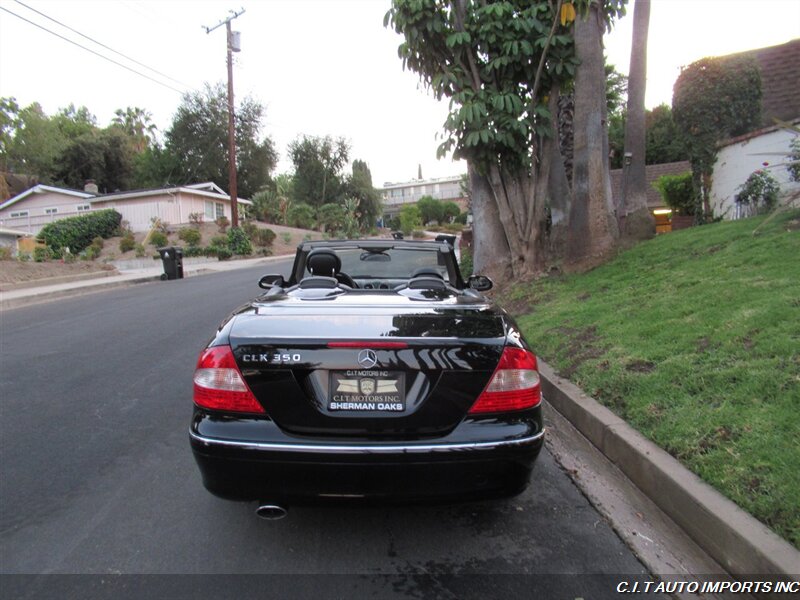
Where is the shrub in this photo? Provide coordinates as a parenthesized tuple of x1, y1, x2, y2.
(789, 138, 800, 183)
(178, 227, 202, 246)
(215, 216, 230, 232)
(317, 203, 347, 233)
(209, 235, 228, 249)
(399, 205, 421, 235)
(82, 245, 100, 260)
(252, 227, 276, 247)
(241, 221, 258, 238)
(411, 230, 426, 239)
(150, 217, 170, 234)
(149, 231, 168, 247)
(119, 233, 136, 253)
(0, 246, 12, 260)
(459, 248, 474, 278)
(736, 169, 780, 213)
(216, 247, 232, 261)
(286, 203, 315, 229)
(258, 247, 273, 257)
(281, 232, 292, 245)
(115, 219, 132, 236)
(91, 236, 104, 250)
(227, 227, 252, 255)
(188, 212, 204, 226)
(38, 209, 122, 254)
(18, 252, 31, 262)
(654, 172, 694, 215)
(33, 246, 51, 262)
(134, 244, 146, 258)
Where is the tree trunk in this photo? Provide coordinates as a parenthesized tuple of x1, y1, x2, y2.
(548, 87, 573, 262)
(621, 0, 655, 242)
(469, 162, 512, 282)
(566, 3, 619, 270)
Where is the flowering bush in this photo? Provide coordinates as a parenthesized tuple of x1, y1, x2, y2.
(735, 169, 780, 216)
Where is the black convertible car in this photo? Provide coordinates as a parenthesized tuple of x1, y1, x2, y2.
(190, 239, 544, 517)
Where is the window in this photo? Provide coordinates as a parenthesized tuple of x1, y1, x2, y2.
(10, 210, 29, 218)
(205, 201, 214, 219)
(215, 202, 224, 219)
(76, 204, 91, 212)
(45, 207, 58, 215)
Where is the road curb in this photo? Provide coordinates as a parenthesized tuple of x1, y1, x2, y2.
(0, 269, 120, 292)
(538, 360, 800, 582)
(0, 275, 161, 311)
(0, 253, 296, 311)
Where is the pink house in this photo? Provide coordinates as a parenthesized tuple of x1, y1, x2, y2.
(0, 182, 252, 234)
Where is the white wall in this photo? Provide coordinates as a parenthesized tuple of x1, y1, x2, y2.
(711, 128, 800, 219)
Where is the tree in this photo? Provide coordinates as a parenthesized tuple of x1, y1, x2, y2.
(609, 104, 688, 168)
(644, 105, 687, 165)
(673, 55, 761, 220)
(346, 160, 381, 229)
(5, 102, 67, 182)
(288, 135, 349, 207)
(565, 2, 620, 267)
(112, 106, 157, 152)
(0, 97, 20, 171)
(619, 0, 654, 242)
(387, 0, 626, 281)
(398, 204, 421, 235)
(132, 143, 179, 189)
(442, 201, 461, 222)
(417, 195, 445, 224)
(166, 82, 277, 198)
(53, 127, 135, 192)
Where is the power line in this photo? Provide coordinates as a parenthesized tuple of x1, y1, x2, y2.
(13, 0, 192, 90)
(0, 5, 186, 95)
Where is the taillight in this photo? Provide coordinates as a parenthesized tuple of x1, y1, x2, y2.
(193, 345, 265, 413)
(469, 347, 541, 414)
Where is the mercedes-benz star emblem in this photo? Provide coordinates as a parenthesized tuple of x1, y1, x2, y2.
(357, 349, 378, 369)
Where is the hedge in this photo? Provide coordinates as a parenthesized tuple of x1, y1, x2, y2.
(38, 209, 122, 254)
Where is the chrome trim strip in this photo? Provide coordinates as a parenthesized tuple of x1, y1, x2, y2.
(189, 429, 544, 454)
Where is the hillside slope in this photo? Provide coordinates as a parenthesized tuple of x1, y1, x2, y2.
(506, 210, 800, 547)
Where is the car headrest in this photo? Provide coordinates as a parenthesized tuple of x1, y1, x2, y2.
(306, 249, 341, 277)
(408, 276, 447, 290)
(410, 267, 444, 279)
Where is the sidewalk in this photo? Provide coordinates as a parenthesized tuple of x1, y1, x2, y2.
(0, 254, 293, 311)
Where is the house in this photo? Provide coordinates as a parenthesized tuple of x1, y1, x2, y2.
(380, 174, 468, 220)
(708, 39, 800, 219)
(0, 182, 252, 235)
(710, 120, 800, 219)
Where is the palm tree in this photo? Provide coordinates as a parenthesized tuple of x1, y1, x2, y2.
(112, 107, 157, 153)
(620, 0, 655, 240)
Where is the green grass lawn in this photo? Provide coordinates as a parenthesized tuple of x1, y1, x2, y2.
(503, 209, 800, 547)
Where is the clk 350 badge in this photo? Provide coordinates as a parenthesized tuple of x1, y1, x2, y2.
(241, 353, 301, 363)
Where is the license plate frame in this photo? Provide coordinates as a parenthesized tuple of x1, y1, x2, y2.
(328, 370, 406, 413)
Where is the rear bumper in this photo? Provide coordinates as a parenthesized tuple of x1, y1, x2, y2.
(190, 417, 544, 503)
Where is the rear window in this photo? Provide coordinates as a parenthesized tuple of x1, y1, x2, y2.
(336, 248, 446, 279)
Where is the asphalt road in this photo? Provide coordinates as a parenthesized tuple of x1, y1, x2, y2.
(0, 262, 653, 599)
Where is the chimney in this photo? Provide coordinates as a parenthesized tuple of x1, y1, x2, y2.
(84, 179, 99, 194)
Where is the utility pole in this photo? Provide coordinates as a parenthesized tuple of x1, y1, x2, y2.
(204, 8, 245, 228)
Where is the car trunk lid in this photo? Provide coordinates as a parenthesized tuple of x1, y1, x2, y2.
(228, 304, 506, 439)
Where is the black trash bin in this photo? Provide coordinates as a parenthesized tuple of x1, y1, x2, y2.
(435, 233, 457, 247)
(158, 246, 184, 280)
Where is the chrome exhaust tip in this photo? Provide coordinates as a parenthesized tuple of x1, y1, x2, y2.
(255, 504, 288, 520)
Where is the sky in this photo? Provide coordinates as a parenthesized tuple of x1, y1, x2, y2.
(0, 0, 798, 188)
